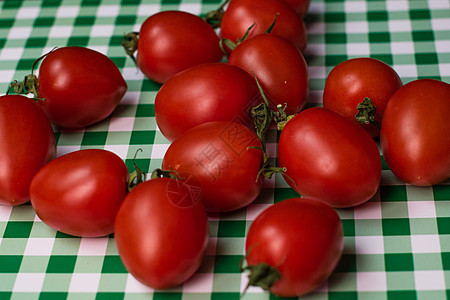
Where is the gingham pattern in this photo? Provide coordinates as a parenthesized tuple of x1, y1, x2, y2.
(0, 0, 449, 299)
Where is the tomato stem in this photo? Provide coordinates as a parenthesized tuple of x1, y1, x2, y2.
(127, 149, 147, 192)
(274, 104, 296, 131)
(122, 32, 139, 67)
(240, 253, 281, 296)
(150, 168, 184, 181)
(204, 0, 229, 29)
(264, 13, 280, 34)
(355, 97, 382, 130)
(7, 47, 57, 101)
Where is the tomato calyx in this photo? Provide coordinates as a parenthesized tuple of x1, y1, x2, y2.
(274, 104, 296, 131)
(7, 48, 57, 101)
(127, 149, 147, 192)
(122, 32, 139, 66)
(355, 97, 382, 130)
(240, 254, 282, 295)
(204, 0, 229, 29)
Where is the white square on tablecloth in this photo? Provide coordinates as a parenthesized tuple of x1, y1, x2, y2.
(13, 273, 46, 292)
(90, 25, 114, 37)
(386, 1, 409, 11)
(49, 26, 73, 38)
(109, 117, 135, 132)
(344, 1, 367, 13)
(24, 238, 55, 256)
(8, 26, 32, 40)
(182, 273, 213, 293)
(122, 67, 145, 81)
(432, 19, 450, 31)
(0, 47, 24, 60)
(150, 144, 170, 159)
(393, 64, 418, 78)
(346, 21, 368, 34)
(69, 273, 101, 292)
(16, 7, 40, 19)
(179, 3, 202, 15)
(355, 236, 385, 254)
(56, 146, 82, 158)
(56, 6, 80, 18)
(0, 70, 15, 84)
(357, 272, 387, 291)
(347, 43, 371, 56)
(390, 41, 415, 54)
(428, 0, 450, 10)
(439, 63, 450, 76)
(414, 270, 446, 290)
(407, 201, 436, 218)
(0, 205, 12, 221)
(77, 237, 109, 256)
(125, 274, 154, 292)
(388, 20, 412, 33)
(411, 235, 441, 253)
(137, 4, 161, 17)
(103, 145, 129, 160)
(96, 5, 120, 17)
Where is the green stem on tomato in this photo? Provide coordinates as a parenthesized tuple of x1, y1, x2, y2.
(204, 0, 230, 29)
(122, 32, 139, 67)
(355, 97, 382, 130)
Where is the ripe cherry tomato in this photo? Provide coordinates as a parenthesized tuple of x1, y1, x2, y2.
(228, 33, 309, 115)
(34, 47, 127, 129)
(114, 176, 209, 289)
(278, 107, 381, 208)
(29, 149, 129, 237)
(380, 79, 450, 186)
(133, 11, 223, 84)
(244, 197, 343, 297)
(162, 121, 264, 212)
(221, 0, 307, 52)
(155, 63, 260, 142)
(323, 57, 402, 137)
(0, 95, 56, 206)
(281, 0, 311, 17)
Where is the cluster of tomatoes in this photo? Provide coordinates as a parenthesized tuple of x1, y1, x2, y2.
(0, 0, 449, 298)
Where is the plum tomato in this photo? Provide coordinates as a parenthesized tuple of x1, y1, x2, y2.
(0, 95, 56, 206)
(220, 0, 307, 52)
(14, 46, 128, 129)
(380, 79, 450, 186)
(29, 149, 129, 237)
(278, 107, 381, 208)
(155, 63, 260, 142)
(228, 33, 309, 115)
(323, 57, 403, 137)
(127, 10, 223, 84)
(243, 197, 344, 297)
(162, 121, 264, 212)
(114, 175, 209, 289)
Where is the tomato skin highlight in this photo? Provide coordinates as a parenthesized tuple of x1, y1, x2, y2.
(380, 79, 450, 186)
(155, 63, 260, 142)
(29, 149, 129, 237)
(228, 34, 309, 115)
(221, 0, 307, 52)
(0, 95, 56, 206)
(245, 197, 344, 297)
(38, 47, 127, 129)
(323, 57, 403, 137)
(278, 107, 381, 208)
(114, 178, 209, 289)
(137, 11, 223, 84)
(162, 121, 264, 212)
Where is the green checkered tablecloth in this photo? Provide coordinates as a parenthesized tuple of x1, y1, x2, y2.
(1, 0, 450, 299)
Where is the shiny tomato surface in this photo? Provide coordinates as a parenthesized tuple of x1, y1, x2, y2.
(245, 197, 344, 297)
(30, 149, 129, 237)
(137, 10, 223, 83)
(380, 79, 450, 186)
(38, 46, 127, 129)
(278, 107, 381, 208)
(0, 95, 56, 206)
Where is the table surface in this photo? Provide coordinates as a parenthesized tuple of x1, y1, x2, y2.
(1, 0, 450, 299)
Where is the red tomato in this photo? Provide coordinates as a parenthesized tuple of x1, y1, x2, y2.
(221, 0, 307, 52)
(380, 79, 450, 186)
(155, 63, 260, 142)
(135, 11, 223, 84)
(0, 95, 56, 206)
(162, 121, 264, 212)
(36, 47, 127, 129)
(114, 177, 209, 289)
(278, 107, 381, 208)
(228, 33, 309, 115)
(244, 197, 343, 297)
(323, 57, 403, 137)
(281, 0, 311, 17)
(29, 149, 129, 237)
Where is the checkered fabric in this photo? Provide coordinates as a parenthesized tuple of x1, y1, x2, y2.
(1, 0, 449, 299)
